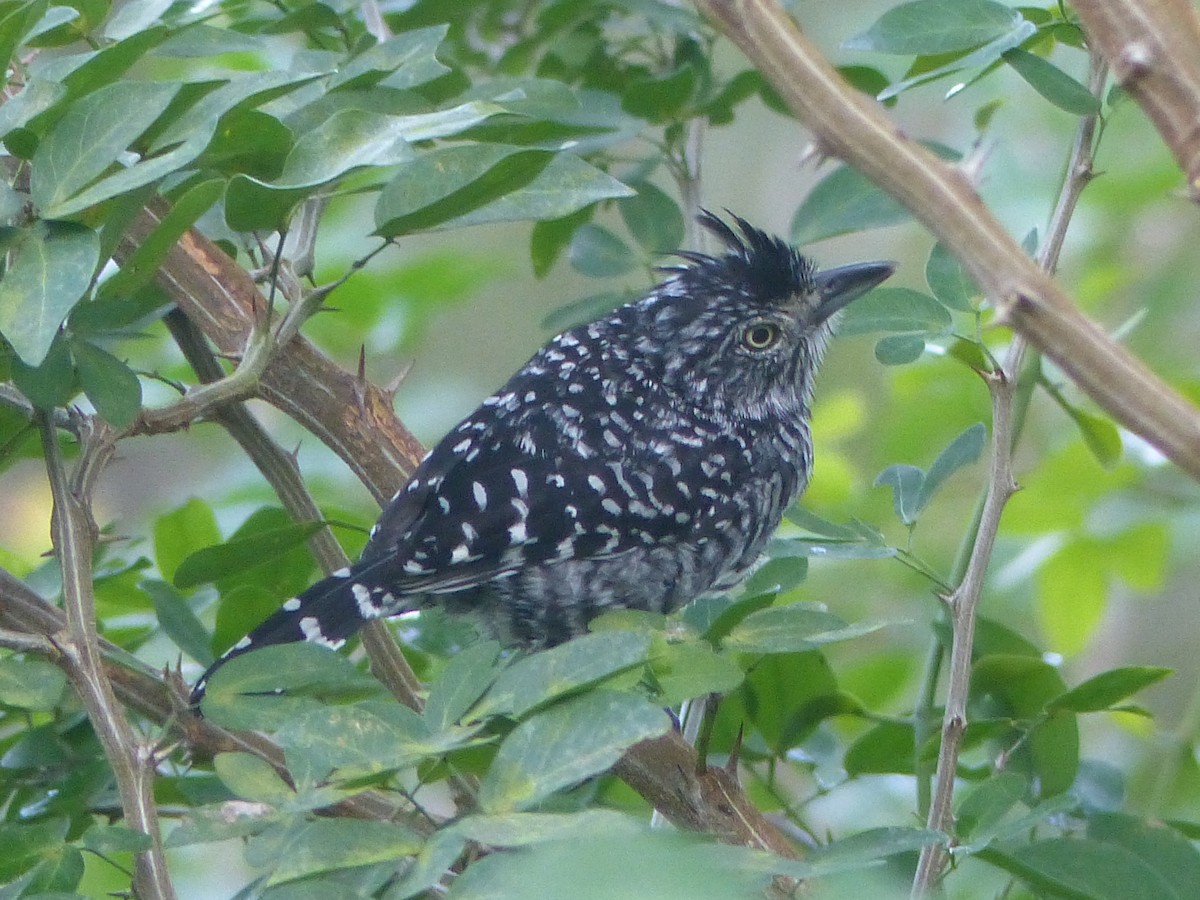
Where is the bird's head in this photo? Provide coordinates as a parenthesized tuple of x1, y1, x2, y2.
(638, 211, 894, 424)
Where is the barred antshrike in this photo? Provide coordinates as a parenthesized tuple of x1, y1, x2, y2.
(191, 212, 893, 703)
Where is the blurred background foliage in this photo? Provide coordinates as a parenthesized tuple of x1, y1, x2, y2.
(3, 0, 1200, 897)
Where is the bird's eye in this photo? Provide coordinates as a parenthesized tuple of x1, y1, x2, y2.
(742, 321, 781, 351)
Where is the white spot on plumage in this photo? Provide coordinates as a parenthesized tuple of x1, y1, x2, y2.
(602, 498, 622, 515)
(509, 521, 529, 543)
(282, 597, 302, 612)
(511, 468, 529, 496)
(587, 475, 606, 494)
(439, 497, 451, 513)
(451, 544, 470, 564)
(472, 481, 488, 510)
(333, 567, 351, 578)
(453, 438, 472, 454)
(234, 635, 252, 650)
(352, 583, 382, 619)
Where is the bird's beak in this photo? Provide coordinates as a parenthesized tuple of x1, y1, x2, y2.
(813, 260, 896, 324)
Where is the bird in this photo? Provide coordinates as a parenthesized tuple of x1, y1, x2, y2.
(190, 211, 893, 704)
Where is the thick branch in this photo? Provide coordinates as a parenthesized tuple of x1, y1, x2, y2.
(693, 0, 1200, 480)
(1073, 0, 1200, 200)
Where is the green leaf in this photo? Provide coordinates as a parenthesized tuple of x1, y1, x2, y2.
(1068, 405, 1123, 468)
(455, 810, 641, 847)
(874, 463, 925, 525)
(173, 521, 324, 589)
(0, 0, 50, 76)
(1003, 48, 1100, 115)
(424, 640, 503, 730)
(388, 829, 468, 900)
(844, 0, 1024, 55)
(742, 553, 808, 595)
(266, 819, 423, 886)
(153, 497, 221, 587)
(1088, 813, 1200, 898)
(955, 772, 1027, 843)
(477, 631, 652, 719)
(877, 22, 1037, 101)
(226, 107, 423, 230)
(213, 752, 294, 805)
(479, 690, 669, 813)
(845, 721, 929, 776)
(837, 288, 953, 335)
(70, 338, 142, 428)
(722, 605, 890, 654)
(530, 207, 593, 278)
(328, 25, 450, 91)
(874, 334, 925, 365)
(81, 824, 153, 855)
(199, 643, 385, 731)
(141, 579, 214, 666)
(31, 80, 179, 217)
(925, 241, 979, 311)
(96, 179, 223, 304)
(0, 657, 67, 709)
(920, 422, 986, 510)
(276, 700, 434, 780)
(0, 78, 65, 142)
(0, 819, 69, 881)
(620, 181, 685, 253)
(621, 64, 698, 122)
(0, 220, 99, 365)
(568, 223, 636, 277)
(647, 641, 745, 706)
(792, 165, 911, 243)
(1047, 666, 1172, 714)
(982, 837, 1179, 900)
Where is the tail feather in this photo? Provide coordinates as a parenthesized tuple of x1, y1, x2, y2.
(190, 565, 408, 705)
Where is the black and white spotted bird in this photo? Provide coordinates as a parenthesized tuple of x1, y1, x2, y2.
(190, 212, 893, 703)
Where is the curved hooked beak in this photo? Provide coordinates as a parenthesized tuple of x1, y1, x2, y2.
(813, 260, 896, 324)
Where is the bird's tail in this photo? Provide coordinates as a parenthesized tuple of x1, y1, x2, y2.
(189, 563, 406, 705)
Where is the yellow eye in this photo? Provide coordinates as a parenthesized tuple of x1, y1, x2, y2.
(742, 321, 780, 350)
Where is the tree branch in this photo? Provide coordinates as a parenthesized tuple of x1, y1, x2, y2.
(39, 415, 177, 900)
(692, 0, 1200, 480)
(1073, 0, 1200, 200)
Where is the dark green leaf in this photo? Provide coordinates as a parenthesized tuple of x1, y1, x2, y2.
(477, 631, 652, 719)
(71, 339, 142, 428)
(424, 640, 503, 730)
(1003, 49, 1100, 115)
(622, 64, 697, 122)
(199, 644, 385, 731)
(141, 579, 214, 666)
(845, 0, 1024, 55)
(878, 22, 1036, 101)
(266, 819, 422, 886)
(0, 220, 99, 365)
(568, 223, 636, 277)
(982, 837, 1178, 900)
(81, 824, 153, 854)
(1047, 666, 1172, 714)
(0, 657, 67, 709)
(874, 463, 925, 525)
(809, 827, 947, 871)
(329, 25, 450, 91)
(792, 165, 911, 243)
(619, 181, 685, 253)
(925, 241, 979, 311)
(1088, 813, 1200, 898)
(173, 521, 323, 589)
(647, 641, 744, 706)
(530, 207, 593, 278)
(919, 423, 986, 510)
(455, 810, 640, 847)
(213, 752, 294, 805)
(0, 820, 70, 881)
(742, 554, 808, 595)
(837, 288, 953, 335)
(0, 78, 64, 142)
(874, 334, 926, 365)
(96, 178, 223, 303)
(845, 721, 927, 776)
(153, 497, 221, 587)
(955, 772, 1027, 842)
(479, 690, 669, 812)
(722, 605, 890, 654)
(31, 80, 179, 217)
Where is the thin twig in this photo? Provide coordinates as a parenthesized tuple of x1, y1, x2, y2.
(39, 415, 177, 900)
(910, 54, 1107, 896)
